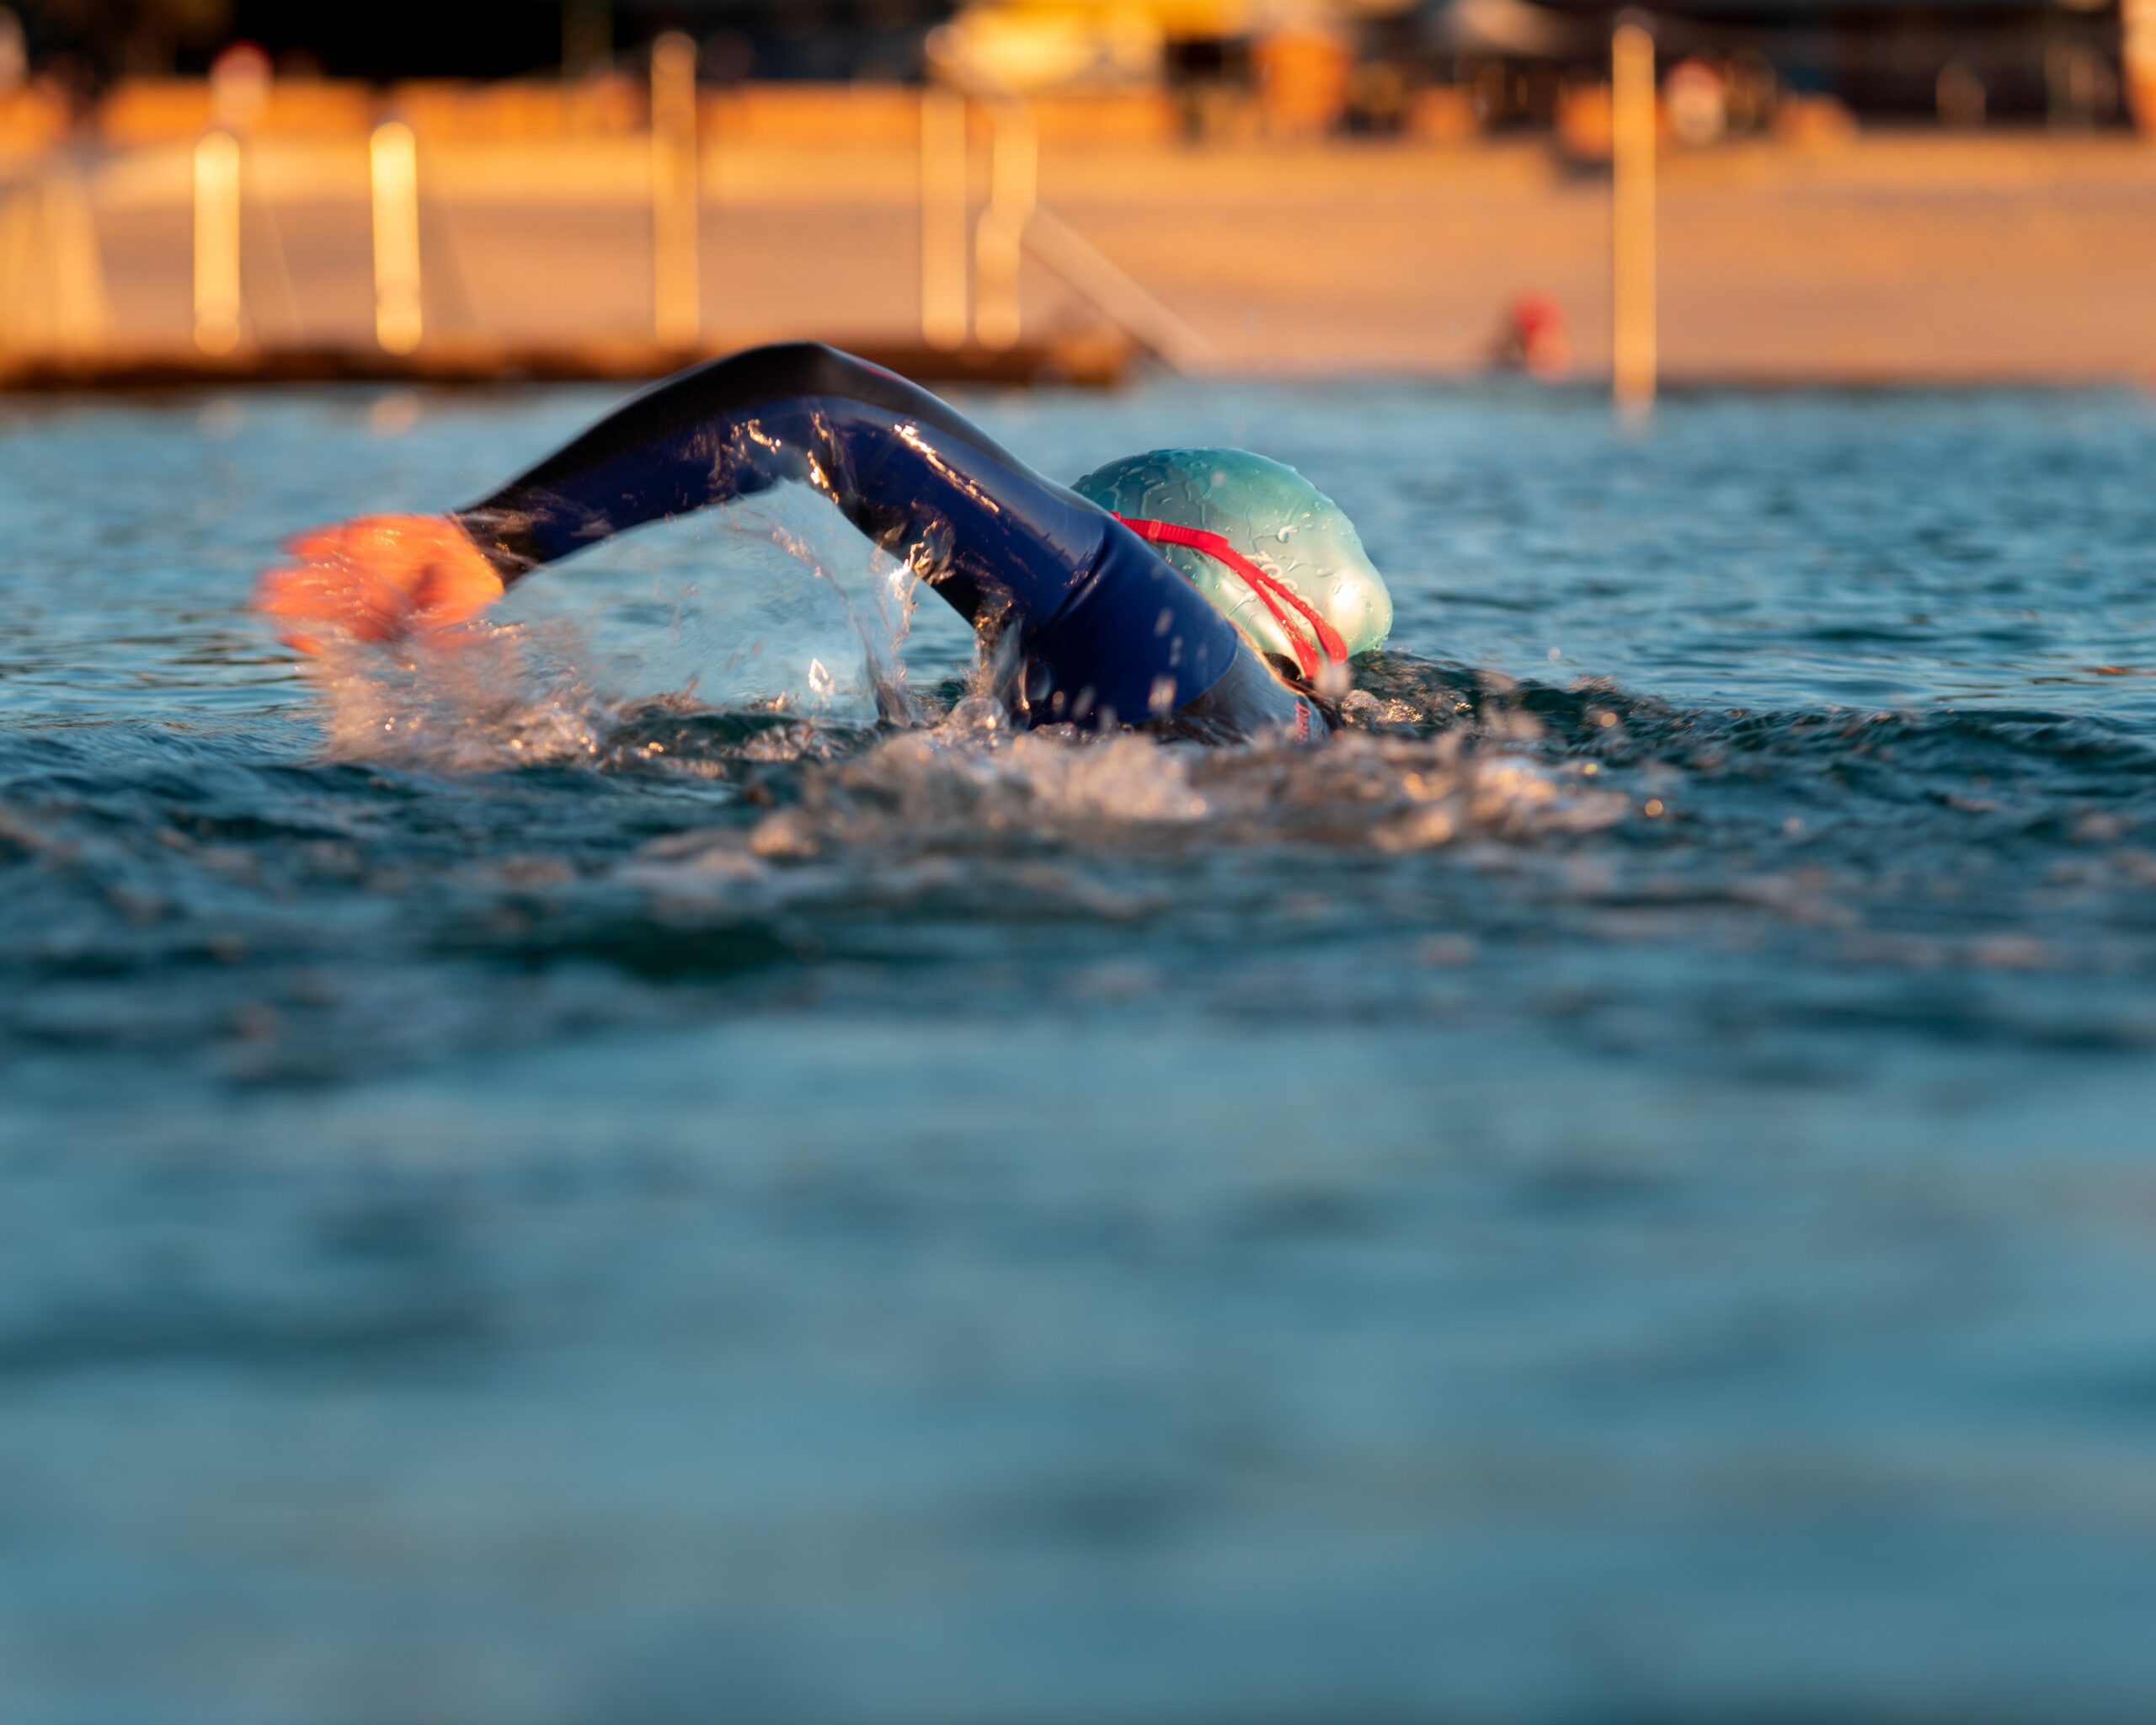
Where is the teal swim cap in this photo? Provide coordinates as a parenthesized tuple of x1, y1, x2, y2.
(1071, 448, 1392, 674)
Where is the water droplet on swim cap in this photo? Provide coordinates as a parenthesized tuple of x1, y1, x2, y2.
(1072, 449, 1393, 666)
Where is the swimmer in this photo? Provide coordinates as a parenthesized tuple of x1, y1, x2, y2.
(258, 342, 1393, 744)
(1492, 293, 1572, 382)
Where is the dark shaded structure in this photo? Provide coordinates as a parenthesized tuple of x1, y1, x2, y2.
(23, 0, 959, 82)
(1417, 0, 2126, 123)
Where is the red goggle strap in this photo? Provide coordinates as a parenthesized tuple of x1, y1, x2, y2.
(1115, 515, 1348, 681)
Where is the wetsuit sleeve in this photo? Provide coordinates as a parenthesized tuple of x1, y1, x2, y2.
(450, 342, 1268, 731)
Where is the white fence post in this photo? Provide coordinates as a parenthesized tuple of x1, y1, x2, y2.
(370, 121, 424, 355)
(1611, 18, 1658, 414)
(650, 31, 702, 350)
(193, 131, 243, 355)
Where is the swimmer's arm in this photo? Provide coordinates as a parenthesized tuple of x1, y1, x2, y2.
(451, 341, 1035, 578)
(257, 343, 1038, 650)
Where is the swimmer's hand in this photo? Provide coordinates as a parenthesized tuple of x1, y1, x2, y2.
(255, 514, 505, 655)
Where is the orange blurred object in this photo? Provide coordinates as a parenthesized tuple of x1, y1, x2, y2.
(1772, 93, 1858, 150)
(2129, 0, 2156, 136)
(0, 85, 69, 158)
(1253, 24, 1353, 142)
(1406, 85, 1480, 146)
(255, 515, 505, 655)
(209, 42, 272, 133)
(388, 76, 644, 143)
(1664, 58, 1728, 147)
(97, 77, 375, 144)
(1555, 80, 1614, 163)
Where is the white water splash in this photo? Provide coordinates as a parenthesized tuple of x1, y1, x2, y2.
(295, 481, 934, 771)
(306, 619, 624, 772)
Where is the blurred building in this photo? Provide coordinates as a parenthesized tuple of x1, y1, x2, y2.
(947, 0, 2129, 129)
(8, 0, 2136, 131)
(1424, 0, 2127, 129)
(19, 1, 963, 82)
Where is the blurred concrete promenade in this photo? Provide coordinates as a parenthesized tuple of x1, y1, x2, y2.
(7, 118, 2156, 384)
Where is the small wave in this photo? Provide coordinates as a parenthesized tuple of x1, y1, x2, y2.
(619, 696, 1625, 899)
(301, 621, 624, 772)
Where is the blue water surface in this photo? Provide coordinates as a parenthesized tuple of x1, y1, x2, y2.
(5, 379, 2156, 1723)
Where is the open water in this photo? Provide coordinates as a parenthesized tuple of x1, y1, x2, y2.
(5, 379, 2156, 1722)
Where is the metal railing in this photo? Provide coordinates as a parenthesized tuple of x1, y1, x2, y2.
(0, 164, 112, 356)
(368, 121, 423, 354)
(3, 49, 1214, 374)
(648, 32, 700, 350)
(921, 24, 1221, 371)
(1611, 17, 1658, 413)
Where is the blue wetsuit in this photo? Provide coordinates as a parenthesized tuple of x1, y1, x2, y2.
(454, 343, 1317, 743)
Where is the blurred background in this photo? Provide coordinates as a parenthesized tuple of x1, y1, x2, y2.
(3, 0, 2155, 387)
